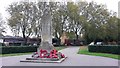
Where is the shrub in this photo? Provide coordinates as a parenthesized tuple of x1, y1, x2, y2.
(0, 43, 2, 46)
(88, 45, 120, 55)
(0, 46, 38, 54)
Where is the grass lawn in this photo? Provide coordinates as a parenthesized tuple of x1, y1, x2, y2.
(78, 46, 120, 60)
(0, 46, 66, 57)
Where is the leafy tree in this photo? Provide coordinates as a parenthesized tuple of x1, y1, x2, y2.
(118, 18, 120, 41)
(105, 15, 118, 41)
(6, 1, 119, 44)
(66, 2, 82, 40)
(81, 2, 111, 43)
(7, 2, 39, 44)
(52, 2, 68, 39)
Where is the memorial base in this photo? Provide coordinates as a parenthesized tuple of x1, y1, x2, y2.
(20, 47, 67, 63)
(20, 57, 67, 63)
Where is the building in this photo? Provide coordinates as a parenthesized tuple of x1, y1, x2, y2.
(0, 36, 41, 46)
(0, 36, 60, 46)
(60, 32, 69, 45)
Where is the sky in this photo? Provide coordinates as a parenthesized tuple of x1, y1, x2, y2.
(0, 0, 120, 36)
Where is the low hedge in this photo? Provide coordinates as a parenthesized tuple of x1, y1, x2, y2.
(88, 45, 120, 55)
(0, 46, 38, 54)
(0, 43, 4, 46)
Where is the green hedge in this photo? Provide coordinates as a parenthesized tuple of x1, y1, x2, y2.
(0, 43, 2, 46)
(0, 46, 38, 54)
(88, 45, 120, 55)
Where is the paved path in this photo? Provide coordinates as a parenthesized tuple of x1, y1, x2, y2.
(1, 46, 119, 66)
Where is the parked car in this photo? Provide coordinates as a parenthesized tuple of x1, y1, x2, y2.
(89, 42, 94, 45)
(96, 42, 103, 45)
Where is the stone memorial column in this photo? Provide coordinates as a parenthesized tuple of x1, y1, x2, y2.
(38, 7, 54, 53)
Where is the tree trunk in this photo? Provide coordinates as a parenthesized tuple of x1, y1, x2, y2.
(75, 28, 78, 40)
(22, 27, 27, 45)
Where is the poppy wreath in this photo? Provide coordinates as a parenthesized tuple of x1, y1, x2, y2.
(33, 49, 65, 59)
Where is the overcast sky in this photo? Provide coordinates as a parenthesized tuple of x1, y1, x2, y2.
(0, 0, 119, 19)
(0, 0, 120, 36)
